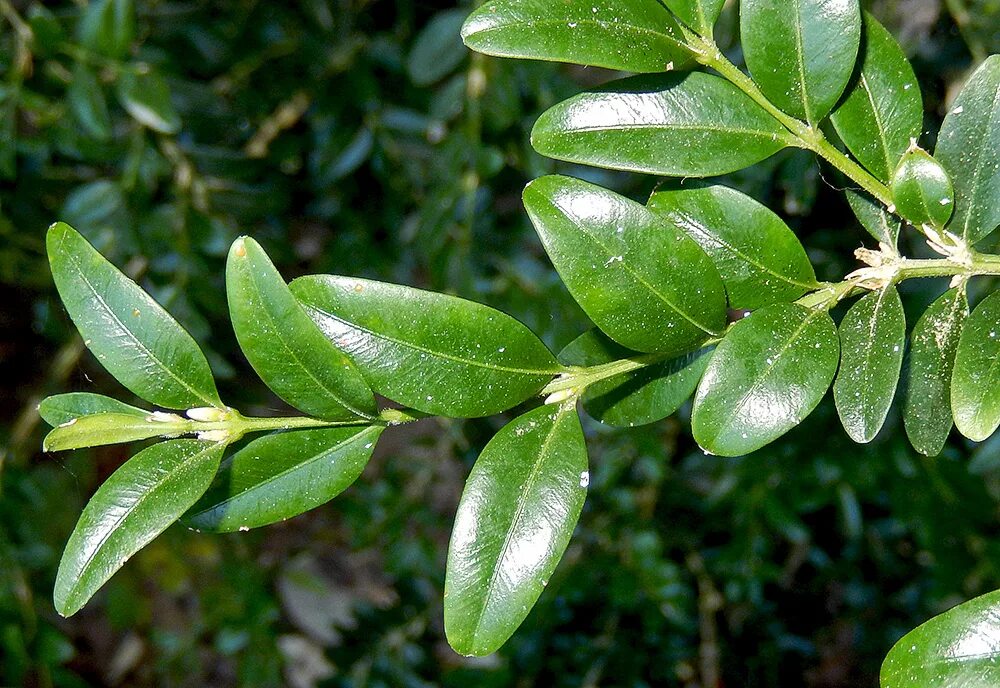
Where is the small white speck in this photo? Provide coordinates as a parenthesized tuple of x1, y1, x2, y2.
(903, 84, 912, 90)
(426, 395, 433, 401)
(364, 442, 373, 449)
(940, 198, 952, 206)
(893, 345, 900, 352)
(953, 106, 964, 114)
(238, 526, 249, 532)
(579, 471, 590, 488)
(498, 347, 506, 353)
(58, 418, 78, 428)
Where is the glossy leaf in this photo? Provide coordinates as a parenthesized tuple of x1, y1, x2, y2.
(227, 237, 375, 420)
(523, 175, 726, 353)
(460, 0, 690, 73)
(38, 392, 147, 427)
(559, 330, 711, 427)
(67, 63, 112, 141)
(692, 304, 839, 456)
(54, 439, 225, 616)
(903, 288, 968, 456)
(881, 588, 1000, 688)
(184, 426, 382, 532)
(935, 55, 1000, 244)
(952, 291, 1000, 442)
(647, 184, 819, 309)
(890, 148, 954, 229)
(46, 223, 222, 410)
(741, 0, 862, 124)
(445, 404, 587, 657)
(77, 0, 134, 59)
(116, 69, 181, 135)
(847, 190, 901, 247)
(290, 276, 560, 418)
(531, 73, 790, 178)
(833, 287, 906, 443)
(829, 12, 922, 181)
(663, 0, 725, 35)
(43, 412, 177, 452)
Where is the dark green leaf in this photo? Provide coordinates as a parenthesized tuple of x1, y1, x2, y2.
(290, 276, 560, 418)
(184, 426, 382, 532)
(77, 0, 134, 59)
(647, 184, 818, 309)
(445, 404, 587, 656)
(663, 0, 725, 36)
(847, 190, 901, 247)
(38, 393, 146, 427)
(67, 63, 112, 141)
(461, 0, 690, 73)
(890, 148, 954, 229)
(54, 439, 225, 616)
(881, 588, 1000, 688)
(46, 223, 222, 410)
(833, 287, 906, 443)
(903, 287, 968, 456)
(407, 9, 468, 86)
(523, 175, 726, 353)
(741, 0, 862, 124)
(692, 304, 839, 456)
(829, 12, 922, 181)
(935, 55, 1000, 244)
(116, 69, 181, 135)
(227, 237, 375, 420)
(531, 73, 790, 177)
(952, 291, 1000, 441)
(559, 330, 711, 427)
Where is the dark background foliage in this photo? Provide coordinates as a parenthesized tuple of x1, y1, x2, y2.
(1, 1, 999, 686)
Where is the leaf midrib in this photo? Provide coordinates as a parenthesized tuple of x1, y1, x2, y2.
(470, 17, 687, 54)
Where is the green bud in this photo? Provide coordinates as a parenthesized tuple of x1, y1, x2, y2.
(42, 412, 180, 452)
(890, 145, 954, 229)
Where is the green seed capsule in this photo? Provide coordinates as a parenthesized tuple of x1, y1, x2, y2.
(890, 146, 954, 229)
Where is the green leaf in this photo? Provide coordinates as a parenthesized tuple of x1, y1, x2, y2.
(460, 0, 690, 73)
(692, 303, 839, 456)
(935, 55, 1000, 244)
(445, 404, 587, 657)
(530, 73, 790, 178)
(290, 276, 560, 418)
(833, 287, 906, 443)
(43, 412, 176, 452)
(38, 393, 147, 427)
(662, 0, 725, 36)
(890, 147, 954, 230)
(559, 330, 711, 427)
(77, 0, 134, 59)
(407, 9, 468, 86)
(829, 12, 923, 181)
(184, 426, 382, 532)
(952, 291, 1000, 442)
(846, 190, 901, 247)
(880, 588, 1000, 688)
(227, 237, 376, 420)
(647, 184, 818, 309)
(67, 63, 112, 141)
(54, 439, 225, 616)
(46, 223, 222, 410)
(116, 69, 181, 135)
(741, 0, 862, 124)
(903, 287, 968, 456)
(523, 175, 726, 354)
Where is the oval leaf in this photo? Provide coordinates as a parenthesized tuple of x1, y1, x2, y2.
(47, 222, 222, 410)
(903, 287, 968, 456)
(890, 148, 955, 230)
(77, 0, 134, 59)
(407, 9, 467, 86)
(935, 55, 1000, 244)
(531, 73, 790, 178)
(833, 287, 906, 443)
(39, 392, 147, 427)
(741, 0, 862, 124)
(692, 303, 840, 456)
(227, 237, 376, 420)
(116, 69, 181, 135)
(663, 0, 725, 36)
(881, 589, 1000, 688)
(460, 0, 690, 73)
(647, 184, 819, 309)
(559, 330, 711, 427)
(952, 291, 1000, 442)
(523, 175, 726, 353)
(68, 63, 112, 141)
(290, 276, 560, 418)
(184, 426, 382, 532)
(54, 438, 225, 616)
(445, 404, 588, 656)
(829, 12, 922, 182)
